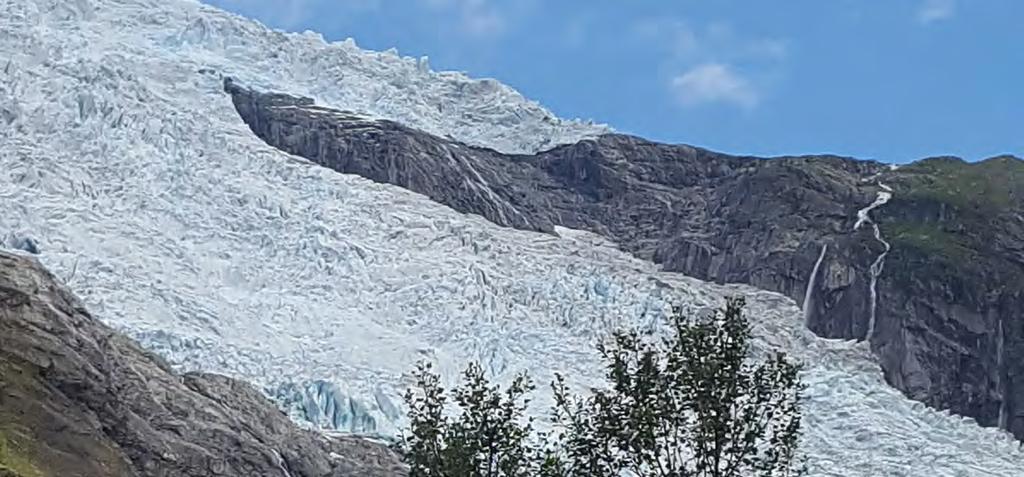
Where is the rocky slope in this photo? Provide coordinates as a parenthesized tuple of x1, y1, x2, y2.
(874, 157, 1024, 436)
(0, 250, 405, 477)
(7, 0, 1024, 473)
(226, 81, 1024, 439)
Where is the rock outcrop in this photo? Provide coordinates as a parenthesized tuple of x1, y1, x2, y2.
(874, 157, 1024, 436)
(225, 78, 886, 346)
(225, 79, 1024, 440)
(0, 250, 406, 476)
(223, 81, 885, 305)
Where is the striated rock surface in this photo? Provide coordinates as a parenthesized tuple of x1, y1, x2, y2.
(0, 250, 406, 477)
(226, 80, 1024, 439)
(874, 157, 1024, 437)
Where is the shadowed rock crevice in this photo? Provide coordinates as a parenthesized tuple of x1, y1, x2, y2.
(224, 79, 1024, 440)
(0, 250, 406, 477)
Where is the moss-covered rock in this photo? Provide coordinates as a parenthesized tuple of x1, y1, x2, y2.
(893, 155, 1024, 212)
(885, 221, 974, 262)
(864, 155, 1024, 437)
(0, 430, 43, 477)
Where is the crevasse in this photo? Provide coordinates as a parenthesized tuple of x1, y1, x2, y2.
(2, 0, 1023, 474)
(853, 183, 893, 342)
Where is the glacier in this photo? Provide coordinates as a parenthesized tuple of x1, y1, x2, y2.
(1, 0, 1023, 475)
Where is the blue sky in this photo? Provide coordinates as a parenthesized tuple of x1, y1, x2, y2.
(205, 0, 1022, 163)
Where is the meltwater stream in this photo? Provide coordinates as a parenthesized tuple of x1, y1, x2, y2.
(5, 1, 1024, 473)
(853, 183, 893, 342)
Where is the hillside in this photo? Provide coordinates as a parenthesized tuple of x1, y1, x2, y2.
(0, 250, 404, 476)
(2, 0, 1023, 475)
(227, 79, 1024, 440)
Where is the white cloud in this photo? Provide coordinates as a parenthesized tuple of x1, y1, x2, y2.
(671, 63, 759, 109)
(420, 0, 507, 38)
(461, 2, 505, 37)
(631, 18, 786, 110)
(917, 0, 956, 24)
(631, 19, 698, 57)
(746, 38, 789, 61)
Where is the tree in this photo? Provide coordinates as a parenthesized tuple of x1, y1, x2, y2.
(400, 296, 806, 477)
(400, 362, 541, 477)
(400, 362, 446, 475)
(547, 296, 805, 477)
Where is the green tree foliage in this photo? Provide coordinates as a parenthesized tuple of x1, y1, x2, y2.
(547, 296, 805, 476)
(400, 297, 806, 477)
(400, 362, 542, 476)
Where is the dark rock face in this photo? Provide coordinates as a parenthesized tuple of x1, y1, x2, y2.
(0, 250, 406, 476)
(872, 157, 1024, 436)
(224, 80, 1024, 439)
(223, 79, 882, 294)
(225, 78, 558, 233)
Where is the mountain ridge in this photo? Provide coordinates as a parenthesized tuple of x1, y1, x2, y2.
(3, 0, 1024, 474)
(226, 79, 1024, 440)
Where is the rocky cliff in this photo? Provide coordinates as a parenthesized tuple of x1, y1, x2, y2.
(225, 79, 1024, 439)
(0, 250, 406, 477)
(875, 157, 1024, 436)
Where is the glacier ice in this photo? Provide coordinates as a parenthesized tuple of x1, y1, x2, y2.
(1, 0, 1023, 475)
(1, 231, 39, 254)
(271, 380, 379, 435)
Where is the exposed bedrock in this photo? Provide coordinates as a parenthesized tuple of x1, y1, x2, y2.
(0, 250, 406, 476)
(225, 79, 1024, 439)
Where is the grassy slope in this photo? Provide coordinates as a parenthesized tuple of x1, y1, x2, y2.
(0, 363, 45, 477)
(883, 155, 1024, 266)
(896, 155, 1023, 211)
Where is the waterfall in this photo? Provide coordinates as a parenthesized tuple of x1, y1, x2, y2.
(273, 449, 293, 477)
(854, 183, 893, 230)
(854, 183, 893, 342)
(803, 244, 828, 326)
(998, 318, 1009, 430)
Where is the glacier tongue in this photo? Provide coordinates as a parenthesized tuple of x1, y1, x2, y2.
(271, 380, 380, 435)
(2, 0, 1024, 475)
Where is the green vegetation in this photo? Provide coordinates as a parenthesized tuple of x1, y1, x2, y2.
(0, 361, 44, 477)
(894, 156, 1024, 212)
(0, 430, 43, 477)
(401, 362, 539, 477)
(881, 155, 1023, 265)
(884, 222, 975, 262)
(0, 359, 134, 477)
(399, 297, 806, 477)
